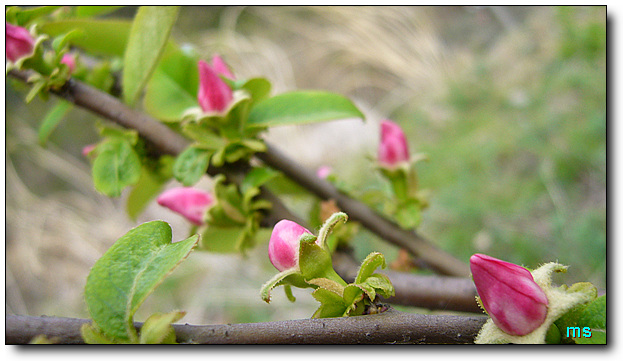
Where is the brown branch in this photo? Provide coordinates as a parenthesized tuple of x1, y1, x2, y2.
(332, 252, 480, 313)
(6, 311, 487, 344)
(9, 69, 469, 276)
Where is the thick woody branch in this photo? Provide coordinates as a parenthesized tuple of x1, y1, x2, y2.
(6, 311, 486, 344)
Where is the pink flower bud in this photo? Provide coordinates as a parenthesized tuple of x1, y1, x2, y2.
(6, 23, 35, 62)
(197, 59, 233, 113)
(211, 54, 235, 79)
(157, 187, 214, 226)
(378, 119, 410, 168)
(316, 165, 332, 179)
(470, 253, 549, 336)
(268, 220, 314, 272)
(61, 53, 76, 73)
(82, 144, 97, 158)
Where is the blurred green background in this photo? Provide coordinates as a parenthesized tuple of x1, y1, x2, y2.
(5, 6, 606, 324)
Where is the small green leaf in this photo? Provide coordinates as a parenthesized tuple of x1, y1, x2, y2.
(40, 19, 133, 57)
(92, 139, 141, 197)
(394, 198, 422, 230)
(13, 6, 62, 25)
(247, 90, 365, 128)
(139, 311, 185, 344)
(239, 77, 271, 108)
(126, 164, 171, 221)
(38, 99, 73, 146)
(123, 6, 180, 106)
(260, 268, 303, 303)
(75, 6, 124, 18)
(173, 146, 212, 186)
(84, 221, 199, 343)
(311, 288, 347, 318)
(80, 323, 119, 344)
(240, 166, 280, 194)
(355, 252, 387, 284)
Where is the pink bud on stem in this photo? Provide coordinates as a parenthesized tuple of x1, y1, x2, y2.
(6, 23, 35, 62)
(197, 59, 234, 113)
(378, 119, 410, 168)
(61, 53, 76, 73)
(157, 187, 214, 226)
(268, 220, 314, 272)
(470, 253, 549, 336)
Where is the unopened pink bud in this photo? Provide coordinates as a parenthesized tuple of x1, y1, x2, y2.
(82, 144, 96, 158)
(211, 55, 235, 79)
(157, 187, 214, 226)
(61, 53, 76, 73)
(268, 220, 314, 272)
(470, 253, 549, 336)
(316, 165, 332, 179)
(197, 59, 233, 113)
(6, 23, 35, 62)
(378, 119, 410, 168)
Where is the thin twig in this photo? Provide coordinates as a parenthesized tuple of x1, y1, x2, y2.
(6, 311, 487, 344)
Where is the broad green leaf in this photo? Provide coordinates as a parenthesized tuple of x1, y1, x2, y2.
(138, 311, 185, 344)
(247, 90, 365, 128)
(38, 99, 73, 146)
(84, 221, 199, 343)
(123, 6, 180, 106)
(173, 146, 212, 186)
(144, 47, 199, 122)
(40, 19, 133, 57)
(574, 330, 606, 344)
(75, 6, 125, 18)
(92, 139, 141, 197)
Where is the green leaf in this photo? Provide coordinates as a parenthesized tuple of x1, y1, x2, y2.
(80, 323, 119, 344)
(311, 288, 347, 318)
(240, 166, 280, 194)
(144, 47, 199, 122)
(247, 90, 365, 128)
(123, 6, 180, 106)
(13, 6, 62, 25)
(239, 77, 272, 108)
(126, 163, 171, 221)
(394, 198, 422, 230)
(199, 226, 247, 253)
(84, 221, 199, 343)
(355, 252, 387, 284)
(40, 19, 133, 57)
(38, 99, 73, 146)
(260, 268, 303, 303)
(92, 139, 141, 197)
(75, 6, 125, 18)
(139, 311, 185, 344)
(173, 146, 212, 186)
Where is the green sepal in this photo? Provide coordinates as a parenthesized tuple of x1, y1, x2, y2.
(299, 238, 346, 287)
(138, 311, 185, 344)
(316, 212, 348, 250)
(260, 268, 307, 303)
